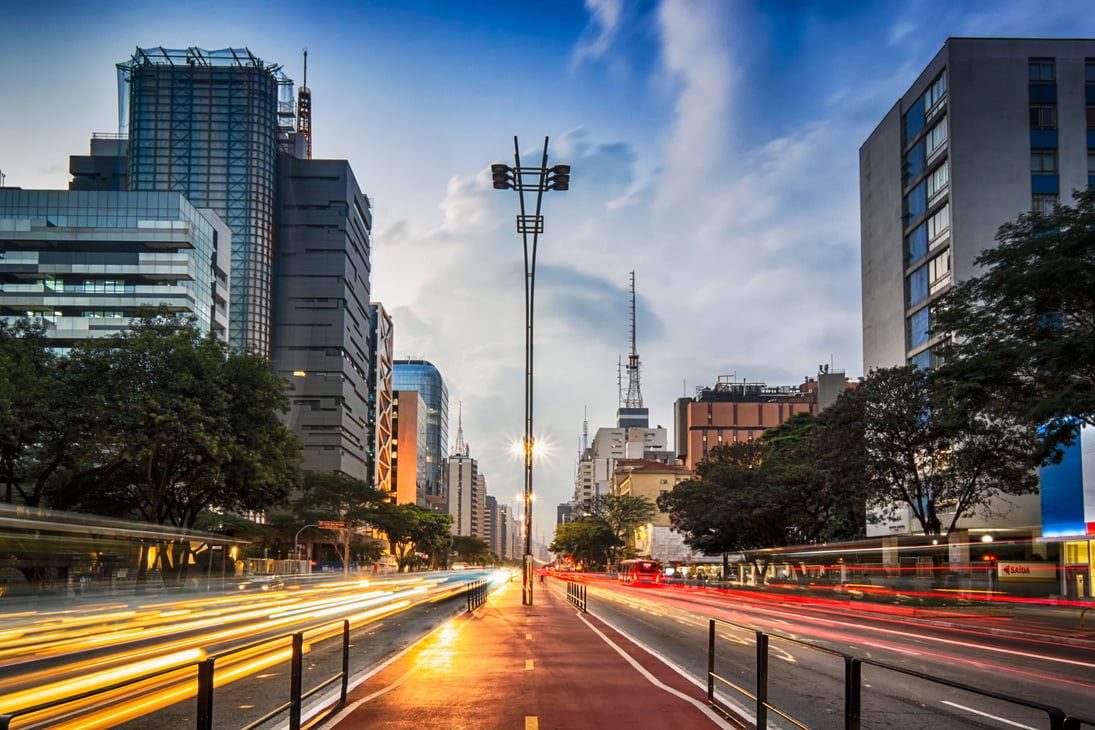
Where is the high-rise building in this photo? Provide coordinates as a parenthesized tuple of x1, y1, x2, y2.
(0, 190, 230, 345)
(393, 360, 449, 507)
(118, 47, 294, 357)
(445, 416, 486, 538)
(392, 390, 428, 506)
(274, 157, 373, 480)
(859, 37, 1095, 547)
(861, 38, 1095, 372)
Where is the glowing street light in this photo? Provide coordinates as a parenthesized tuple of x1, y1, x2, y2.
(492, 136, 570, 606)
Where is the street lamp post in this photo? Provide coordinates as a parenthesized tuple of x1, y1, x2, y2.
(294, 524, 317, 567)
(492, 136, 570, 606)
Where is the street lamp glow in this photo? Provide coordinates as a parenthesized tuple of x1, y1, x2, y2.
(492, 136, 570, 606)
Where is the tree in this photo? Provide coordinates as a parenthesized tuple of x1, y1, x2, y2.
(574, 493, 655, 560)
(451, 535, 492, 565)
(369, 503, 452, 572)
(60, 311, 301, 582)
(549, 519, 622, 570)
(932, 190, 1095, 458)
(293, 471, 388, 568)
(856, 366, 1040, 536)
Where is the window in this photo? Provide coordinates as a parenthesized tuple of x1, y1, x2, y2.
(1029, 58, 1055, 82)
(925, 72, 947, 121)
(928, 250, 952, 294)
(1030, 105, 1057, 130)
(1087, 106, 1095, 130)
(905, 140, 926, 184)
(927, 161, 949, 203)
(1032, 193, 1059, 214)
(909, 307, 931, 349)
(926, 117, 948, 158)
(1089, 151, 1095, 175)
(906, 223, 928, 266)
(908, 264, 929, 307)
(1032, 149, 1058, 173)
(906, 181, 927, 222)
(927, 204, 950, 245)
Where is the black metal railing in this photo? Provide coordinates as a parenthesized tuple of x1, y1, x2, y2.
(467, 578, 489, 611)
(706, 616, 1094, 730)
(566, 580, 587, 612)
(0, 619, 352, 730)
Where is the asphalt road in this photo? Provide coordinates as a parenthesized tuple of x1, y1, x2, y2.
(578, 578, 1095, 729)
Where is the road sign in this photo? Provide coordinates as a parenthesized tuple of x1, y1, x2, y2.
(318, 520, 347, 529)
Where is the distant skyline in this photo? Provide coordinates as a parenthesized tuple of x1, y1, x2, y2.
(3, 0, 1095, 539)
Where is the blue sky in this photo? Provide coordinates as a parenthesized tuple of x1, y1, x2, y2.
(3, 0, 1095, 542)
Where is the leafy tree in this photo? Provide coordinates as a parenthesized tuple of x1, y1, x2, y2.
(293, 471, 388, 569)
(0, 318, 61, 504)
(369, 503, 452, 572)
(932, 190, 1095, 458)
(549, 519, 622, 570)
(574, 493, 655, 560)
(62, 311, 301, 581)
(451, 535, 492, 565)
(856, 366, 1039, 536)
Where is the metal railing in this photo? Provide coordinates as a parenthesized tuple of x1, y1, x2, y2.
(567, 580, 587, 612)
(706, 616, 1094, 730)
(467, 578, 489, 611)
(0, 619, 352, 730)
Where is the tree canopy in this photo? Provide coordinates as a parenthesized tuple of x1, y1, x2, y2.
(933, 190, 1095, 458)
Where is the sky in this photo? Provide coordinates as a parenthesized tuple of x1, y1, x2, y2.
(3, 0, 1095, 544)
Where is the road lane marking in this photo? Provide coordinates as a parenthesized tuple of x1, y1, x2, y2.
(526, 633, 532, 640)
(526, 659, 534, 670)
(525, 717, 538, 729)
(576, 613, 735, 728)
(940, 701, 1038, 729)
(863, 641, 922, 656)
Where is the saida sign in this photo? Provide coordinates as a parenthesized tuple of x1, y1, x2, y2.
(997, 561, 1057, 581)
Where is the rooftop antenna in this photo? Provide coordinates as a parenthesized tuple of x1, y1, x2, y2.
(297, 48, 312, 159)
(582, 406, 589, 452)
(624, 271, 643, 408)
(452, 401, 468, 456)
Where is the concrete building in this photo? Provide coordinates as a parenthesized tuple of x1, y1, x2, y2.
(118, 47, 294, 358)
(369, 303, 395, 498)
(446, 449, 486, 539)
(611, 459, 693, 563)
(0, 189, 230, 345)
(860, 38, 1095, 594)
(674, 375, 818, 473)
(273, 157, 373, 481)
(392, 390, 427, 506)
(576, 425, 671, 506)
(393, 360, 449, 509)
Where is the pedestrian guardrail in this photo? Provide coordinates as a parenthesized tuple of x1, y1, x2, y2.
(0, 619, 352, 730)
(467, 578, 489, 611)
(706, 616, 1094, 730)
(566, 580, 587, 612)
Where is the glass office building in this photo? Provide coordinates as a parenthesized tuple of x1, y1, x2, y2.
(0, 189, 230, 345)
(119, 47, 290, 357)
(393, 360, 449, 502)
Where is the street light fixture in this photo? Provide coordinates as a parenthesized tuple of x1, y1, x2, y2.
(492, 136, 571, 606)
(294, 524, 317, 565)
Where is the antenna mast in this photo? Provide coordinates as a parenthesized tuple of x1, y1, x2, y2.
(297, 49, 312, 159)
(453, 401, 468, 456)
(624, 271, 643, 408)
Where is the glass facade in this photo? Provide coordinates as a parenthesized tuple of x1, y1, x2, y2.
(901, 69, 949, 368)
(119, 48, 286, 357)
(393, 360, 449, 500)
(0, 189, 225, 344)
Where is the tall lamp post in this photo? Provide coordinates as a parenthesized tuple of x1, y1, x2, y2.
(491, 136, 571, 606)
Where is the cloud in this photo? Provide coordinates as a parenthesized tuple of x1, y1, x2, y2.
(572, 0, 625, 66)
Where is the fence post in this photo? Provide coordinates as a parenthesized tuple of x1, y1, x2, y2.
(756, 632, 769, 730)
(707, 620, 716, 703)
(195, 658, 215, 730)
(845, 656, 861, 730)
(341, 619, 351, 702)
(289, 632, 304, 730)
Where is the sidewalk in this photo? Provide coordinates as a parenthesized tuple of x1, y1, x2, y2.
(315, 577, 735, 729)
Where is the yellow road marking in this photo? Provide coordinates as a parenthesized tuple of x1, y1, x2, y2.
(525, 717, 539, 729)
(525, 659, 534, 670)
